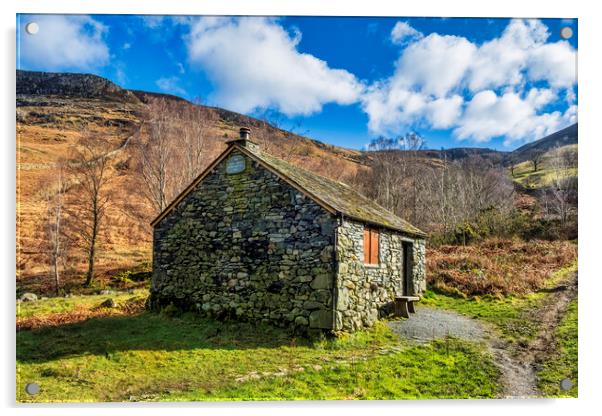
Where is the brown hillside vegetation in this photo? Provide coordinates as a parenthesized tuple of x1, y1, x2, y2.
(16, 86, 365, 284)
(427, 239, 577, 297)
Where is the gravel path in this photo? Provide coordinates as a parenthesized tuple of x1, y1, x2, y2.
(388, 307, 535, 398)
(388, 307, 487, 343)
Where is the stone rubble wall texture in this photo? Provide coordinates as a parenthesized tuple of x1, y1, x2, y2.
(152, 149, 338, 330)
(334, 219, 426, 332)
(152, 147, 427, 333)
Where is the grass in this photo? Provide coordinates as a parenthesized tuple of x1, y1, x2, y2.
(537, 299, 578, 397)
(16, 301, 500, 402)
(421, 262, 577, 344)
(16, 243, 576, 402)
(156, 339, 500, 401)
(16, 289, 148, 319)
(511, 144, 578, 189)
(17, 263, 152, 299)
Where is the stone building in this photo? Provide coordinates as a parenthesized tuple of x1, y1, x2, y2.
(150, 127, 427, 332)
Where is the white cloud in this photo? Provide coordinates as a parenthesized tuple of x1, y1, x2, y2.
(395, 34, 476, 97)
(390, 21, 423, 44)
(527, 41, 577, 89)
(454, 89, 575, 144)
(362, 18, 577, 144)
(156, 76, 186, 96)
(19, 15, 109, 71)
(185, 17, 363, 116)
(362, 84, 464, 134)
(467, 19, 546, 91)
(425, 95, 464, 129)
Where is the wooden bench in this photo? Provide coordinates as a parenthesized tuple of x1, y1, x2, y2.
(394, 296, 420, 318)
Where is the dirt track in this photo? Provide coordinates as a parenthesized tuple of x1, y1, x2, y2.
(495, 271, 578, 398)
(389, 271, 578, 399)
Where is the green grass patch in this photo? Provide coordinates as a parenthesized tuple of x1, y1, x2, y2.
(537, 299, 578, 397)
(16, 289, 148, 319)
(16, 302, 500, 402)
(157, 339, 500, 401)
(421, 263, 576, 344)
(511, 144, 577, 189)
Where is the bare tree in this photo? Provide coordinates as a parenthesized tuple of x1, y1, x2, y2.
(354, 136, 514, 240)
(361, 133, 426, 224)
(177, 106, 209, 188)
(139, 99, 177, 214)
(68, 132, 114, 287)
(542, 146, 578, 226)
(138, 98, 212, 215)
(530, 152, 544, 172)
(43, 163, 67, 294)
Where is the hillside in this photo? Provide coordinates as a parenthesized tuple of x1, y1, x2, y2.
(16, 70, 366, 282)
(512, 144, 578, 189)
(509, 123, 578, 165)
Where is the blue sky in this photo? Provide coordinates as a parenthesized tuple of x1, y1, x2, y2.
(17, 15, 577, 150)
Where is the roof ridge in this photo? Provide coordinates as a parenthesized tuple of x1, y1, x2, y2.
(249, 146, 355, 189)
(242, 144, 426, 237)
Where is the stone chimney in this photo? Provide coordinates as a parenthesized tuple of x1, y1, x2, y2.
(226, 127, 259, 152)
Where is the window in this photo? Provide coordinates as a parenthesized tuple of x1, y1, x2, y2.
(363, 227, 379, 265)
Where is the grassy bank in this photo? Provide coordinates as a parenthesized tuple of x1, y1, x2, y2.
(16, 296, 500, 402)
(537, 299, 578, 397)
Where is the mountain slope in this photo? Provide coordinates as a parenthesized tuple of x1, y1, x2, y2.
(509, 123, 578, 164)
(16, 70, 366, 280)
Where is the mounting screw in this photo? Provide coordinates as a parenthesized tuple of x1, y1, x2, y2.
(560, 378, 573, 391)
(25, 22, 39, 35)
(25, 383, 40, 395)
(560, 26, 573, 40)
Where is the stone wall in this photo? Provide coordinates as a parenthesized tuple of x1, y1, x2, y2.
(334, 219, 426, 332)
(412, 239, 427, 294)
(152, 149, 337, 331)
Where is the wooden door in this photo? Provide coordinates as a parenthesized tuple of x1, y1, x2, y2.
(402, 241, 413, 295)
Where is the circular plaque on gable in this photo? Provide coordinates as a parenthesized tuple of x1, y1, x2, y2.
(226, 154, 246, 174)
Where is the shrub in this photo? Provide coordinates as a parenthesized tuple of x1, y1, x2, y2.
(426, 238, 577, 297)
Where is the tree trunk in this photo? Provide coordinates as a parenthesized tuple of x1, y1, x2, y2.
(85, 240, 96, 287)
(53, 255, 60, 295)
(85, 210, 98, 287)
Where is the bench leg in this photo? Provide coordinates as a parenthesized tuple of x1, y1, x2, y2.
(399, 300, 410, 318)
(408, 301, 416, 314)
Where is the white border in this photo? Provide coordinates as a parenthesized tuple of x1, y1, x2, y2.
(3, 1, 601, 415)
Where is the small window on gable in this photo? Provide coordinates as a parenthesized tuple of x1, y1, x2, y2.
(363, 226, 380, 265)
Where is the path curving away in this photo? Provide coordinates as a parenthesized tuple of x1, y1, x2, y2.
(388, 306, 539, 398)
(388, 272, 578, 399)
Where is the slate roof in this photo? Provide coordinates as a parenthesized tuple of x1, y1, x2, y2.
(152, 140, 426, 238)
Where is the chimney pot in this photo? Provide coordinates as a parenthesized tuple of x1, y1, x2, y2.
(239, 127, 251, 140)
(227, 127, 259, 152)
